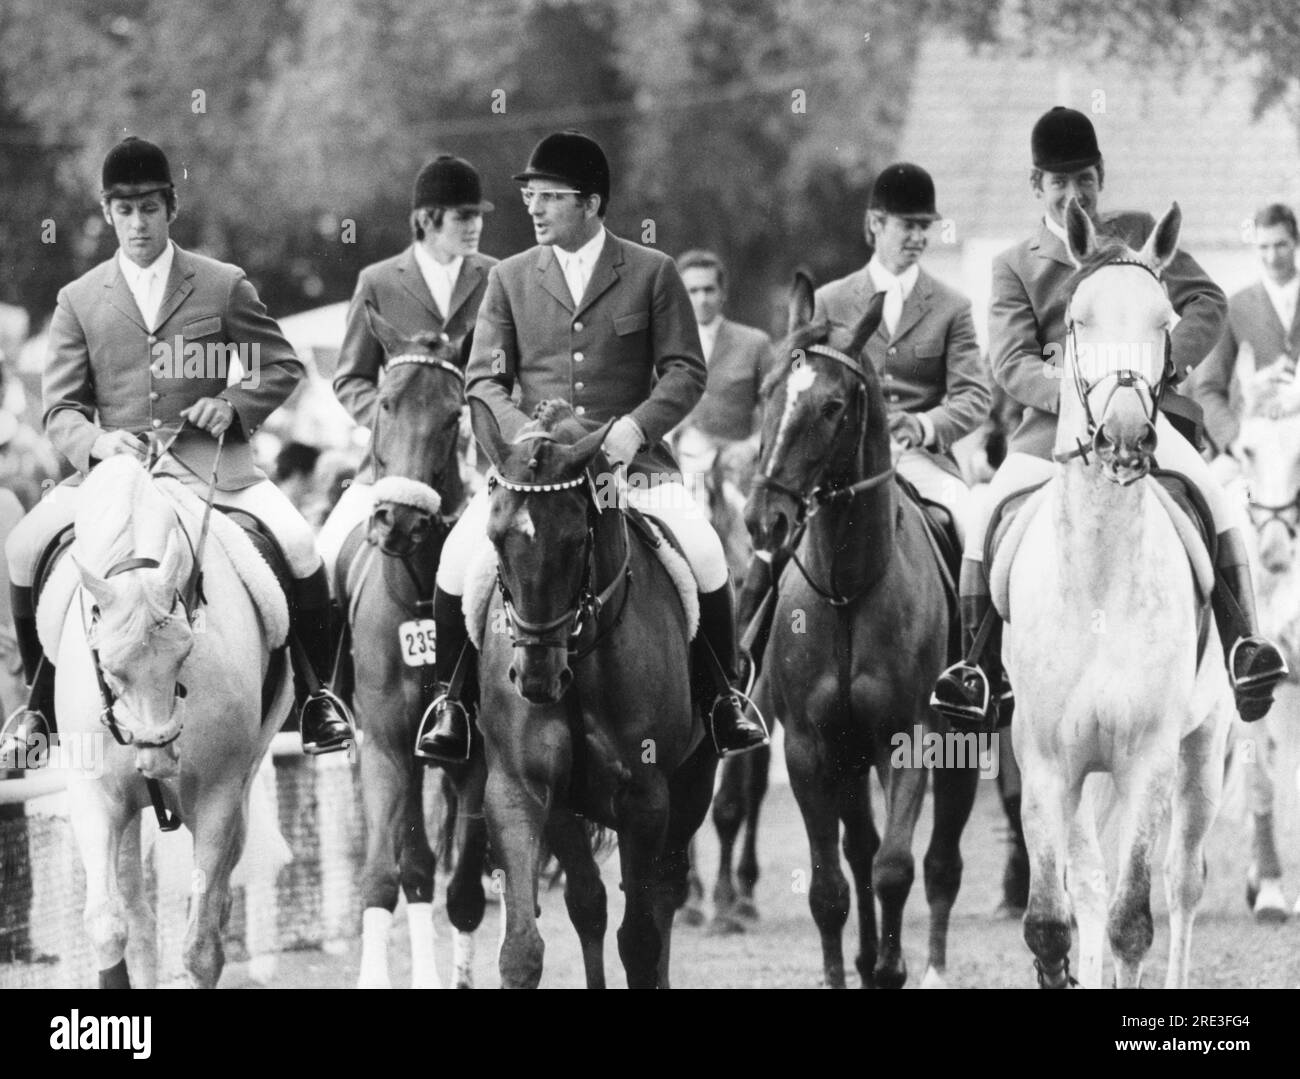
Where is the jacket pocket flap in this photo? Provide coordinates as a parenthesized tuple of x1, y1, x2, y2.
(912, 336, 944, 357)
(614, 311, 651, 335)
(182, 315, 223, 339)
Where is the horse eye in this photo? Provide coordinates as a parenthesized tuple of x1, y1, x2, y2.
(379, 398, 392, 412)
(821, 399, 844, 419)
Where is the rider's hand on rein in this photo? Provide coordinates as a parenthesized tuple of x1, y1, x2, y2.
(182, 396, 236, 437)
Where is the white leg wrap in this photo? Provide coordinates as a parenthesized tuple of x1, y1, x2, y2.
(407, 902, 443, 989)
(453, 931, 475, 989)
(357, 906, 392, 989)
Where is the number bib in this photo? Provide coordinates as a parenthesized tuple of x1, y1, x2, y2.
(398, 619, 437, 666)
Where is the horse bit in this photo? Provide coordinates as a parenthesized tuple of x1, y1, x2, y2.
(488, 431, 632, 653)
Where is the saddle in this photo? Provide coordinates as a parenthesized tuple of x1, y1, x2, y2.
(986, 469, 1217, 657)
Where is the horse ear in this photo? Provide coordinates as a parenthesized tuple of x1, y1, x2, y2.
(846, 291, 886, 357)
(1140, 202, 1182, 272)
(72, 554, 114, 610)
(363, 302, 406, 358)
(787, 269, 816, 334)
(469, 397, 512, 471)
(1064, 197, 1096, 266)
(560, 419, 616, 476)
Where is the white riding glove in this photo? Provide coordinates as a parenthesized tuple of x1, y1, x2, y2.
(602, 416, 645, 469)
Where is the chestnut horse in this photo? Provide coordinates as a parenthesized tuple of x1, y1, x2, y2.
(342, 307, 488, 989)
(745, 273, 977, 988)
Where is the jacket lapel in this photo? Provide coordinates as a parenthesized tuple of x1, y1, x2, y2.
(103, 259, 149, 332)
(710, 318, 733, 364)
(397, 246, 441, 320)
(889, 272, 932, 344)
(153, 246, 196, 330)
(443, 257, 484, 325)
(536, 246, 574, 314)
(574, 234, 622, 317)
(1032, 221, 1075, 269)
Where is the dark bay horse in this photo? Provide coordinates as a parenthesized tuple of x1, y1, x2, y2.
(343, 306, 487, 988)
(744, 273, 978, 988)
(473, 398, 717, 988)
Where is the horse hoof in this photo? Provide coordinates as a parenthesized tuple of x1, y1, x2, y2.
(705, 912, 747, 936)
(920, 966, 948, 989)
(732, 897, 760, 922)
(677, 903, 706, 928)
(992, 899, 1025, 921)
(1253, 878, 1289, 923)
(247, 954, 277, 985)
(873, 964, 907, 990)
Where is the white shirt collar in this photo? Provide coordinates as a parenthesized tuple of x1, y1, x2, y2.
(698, 316, 723, 361)
(118, 240, 174, 290)
(554, 227, 606, 272)
(412, 243, 463, 281)
(867, 254, 919, 299)
(1261, 272, 1300, 328)
(1043, 213, 1071, 248)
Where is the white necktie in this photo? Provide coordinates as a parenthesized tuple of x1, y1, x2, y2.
(563, 255, 585, 307)
(883, 279, 904, 339)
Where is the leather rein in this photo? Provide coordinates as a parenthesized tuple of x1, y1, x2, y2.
(488, 432, 633, 657)
(751, 343, 896, 607)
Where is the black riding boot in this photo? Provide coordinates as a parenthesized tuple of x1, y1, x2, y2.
(414, 587, 474, 763)
(0, 585, 55, 771)
(697, 582, 769, 758)
(290, 568, 356, 755)
(931, 558, 1005, 731)
(1213, 529, 1287, 722)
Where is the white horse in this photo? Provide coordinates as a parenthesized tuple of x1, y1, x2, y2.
(53, 455, 292, 987)
(1005, 200, 1233, 988)
(1227, 355, 1300, 919)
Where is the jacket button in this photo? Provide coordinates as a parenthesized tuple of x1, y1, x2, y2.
(575, 381, 584, 392)
(149, 392, 160, 401)
(887, 347, 897, 356)
(152, 418, 163, 428)
(148, 335, 157, 344)
(889, 394, 900, 403)
(573, 321, 584, 332)
(575, 405, 586, 416)
(573, 351, 584, 363)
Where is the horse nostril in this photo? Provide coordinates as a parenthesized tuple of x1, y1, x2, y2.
(558, 667, 572, 694)
(373, 506, 392, 528)
(508, 666, 517, 684)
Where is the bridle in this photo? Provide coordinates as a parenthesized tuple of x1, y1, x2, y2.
(488, 431, 632, 654)
(1052, 257, 1174, 477)
(752, 344, 896, 518)
(1247, 492, 1300, 542)
(370, 347, 467, 611)
(751, 343, 896, 607)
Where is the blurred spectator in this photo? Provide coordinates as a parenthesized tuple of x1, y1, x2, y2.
(272, 440, 322, 515)
(0, 355, 60, 511)
(304, 448, 359, 530)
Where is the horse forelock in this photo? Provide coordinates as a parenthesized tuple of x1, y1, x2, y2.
(762, 320, 834, 400)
